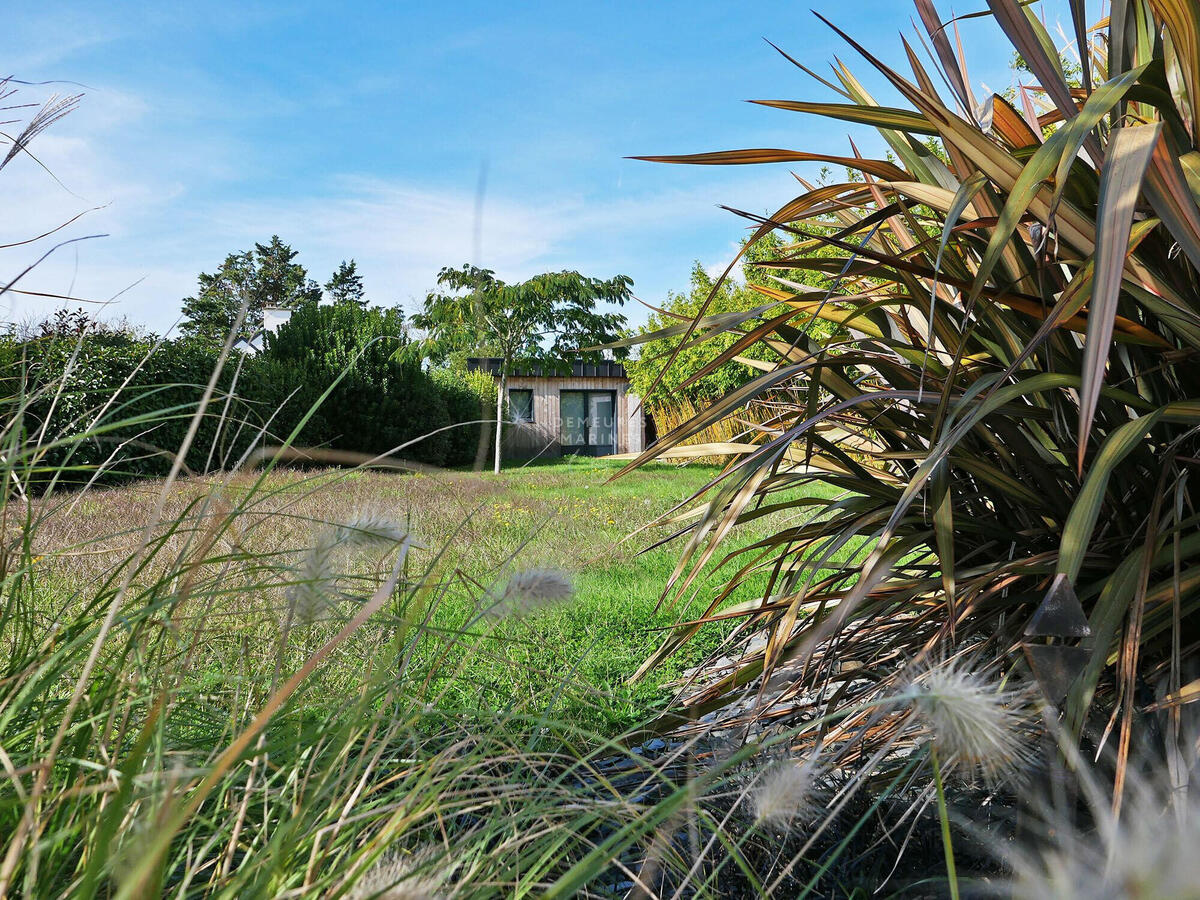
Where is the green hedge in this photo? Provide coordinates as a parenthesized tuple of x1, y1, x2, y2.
(0, 334, 265, 488)
(2, 304, 502, 489)
(429, 365, 496, 467)
(261, 302, 451, 466)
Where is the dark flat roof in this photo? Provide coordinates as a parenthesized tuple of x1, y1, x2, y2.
(465, 356, 628, 379)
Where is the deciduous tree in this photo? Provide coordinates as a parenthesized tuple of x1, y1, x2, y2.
(413, 266, 632, 472)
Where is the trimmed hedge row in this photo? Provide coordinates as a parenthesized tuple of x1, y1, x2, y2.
(2, 304, 496, 488)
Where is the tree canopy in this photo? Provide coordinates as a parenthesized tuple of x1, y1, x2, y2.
(325, 259, 366, 306)
(625, 262, 776, 406)
(179, 236, 321, 343)
(625, 230, 843, 412)
(413, 265, 633, 371)
(412, 265, 633, 471)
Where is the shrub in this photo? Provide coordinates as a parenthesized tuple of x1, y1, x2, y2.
(2, 331, 266, 488)
(263, 302, 452, 466)
(428, 364, 496, 467)
(628, 0, 1200, 793)
(626, 236, 846, 453)
(1, 300, 467, 489)
(625, 262, 775, 408)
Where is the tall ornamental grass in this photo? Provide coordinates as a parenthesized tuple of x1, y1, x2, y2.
(0, 82, 687, 897)
(1, 80, 833, 897)
(0, 299, 758, 895)
(12, 17, 1200, 890)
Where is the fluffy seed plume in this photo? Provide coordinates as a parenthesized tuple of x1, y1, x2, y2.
(287, 527, 339, 625)
(287, 514, 421, 626)
(490, 568, 575, 618)
(753, 757, 823, 827)
(906, 660, 1032, 785)
(348, 849, 448, 900)
(1009, 778, 1200, 899)
(336, 511, 420, 549)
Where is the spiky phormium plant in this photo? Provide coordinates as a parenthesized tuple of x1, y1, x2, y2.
(627, 0, 1200, 797)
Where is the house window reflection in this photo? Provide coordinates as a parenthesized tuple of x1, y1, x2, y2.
(509, 389, 534, 423)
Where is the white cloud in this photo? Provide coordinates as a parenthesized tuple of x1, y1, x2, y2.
(704, 247, 747, 282)
(2, 82, 798, 333)
(0, 32, 120, 76)
(8, 172, 792, 333)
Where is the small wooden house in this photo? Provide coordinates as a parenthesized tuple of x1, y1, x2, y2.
(466, 357, 647, 460)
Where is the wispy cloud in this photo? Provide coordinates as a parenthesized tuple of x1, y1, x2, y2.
(5, 102, 792, 331)
(3, 0, 1050, 336)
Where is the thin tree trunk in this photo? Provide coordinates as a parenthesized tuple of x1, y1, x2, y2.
(494, 364, 506, 474)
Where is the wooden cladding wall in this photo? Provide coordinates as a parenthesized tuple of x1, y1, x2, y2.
(502, 376, 644, 459)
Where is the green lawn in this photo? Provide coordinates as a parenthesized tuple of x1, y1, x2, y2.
(31, 456, 842, 734)
(405, 457, 780, 732)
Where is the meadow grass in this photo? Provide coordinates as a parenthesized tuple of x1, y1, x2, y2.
(4, 446, 866, 897)
(26, 455, 844, 734)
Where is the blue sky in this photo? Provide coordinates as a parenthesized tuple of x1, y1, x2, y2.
(3, 1, 1074, 334)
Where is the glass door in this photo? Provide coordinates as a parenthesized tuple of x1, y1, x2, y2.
(559, 390, 616, 455)
(559, 391, 587, 450)
(587, 392, 614, 454)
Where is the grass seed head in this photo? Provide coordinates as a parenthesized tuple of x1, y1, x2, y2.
(336, 510, 416, 548)
(287, 527, 340, 625)
(753, 757, 823, 828)
(348, 849, 449, 900)
(491, 568, 575, 617)
(1009, 781, 1200, 899)
(287, 513, 420, 626)
(907, 660, 1031, 785)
